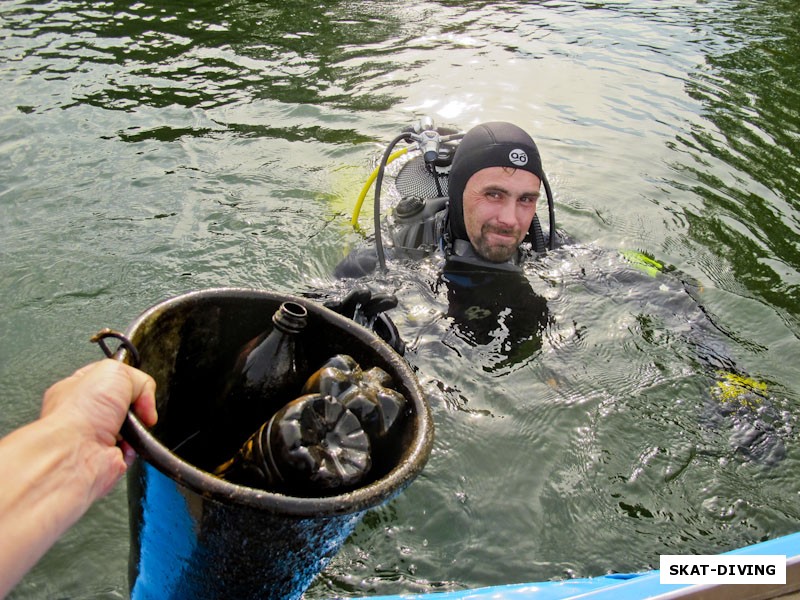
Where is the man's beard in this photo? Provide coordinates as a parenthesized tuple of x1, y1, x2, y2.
(473, 224, 522, 262)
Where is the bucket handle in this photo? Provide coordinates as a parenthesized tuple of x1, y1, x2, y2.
(90, 329, 147, 451)
(90, 328, 141, 368)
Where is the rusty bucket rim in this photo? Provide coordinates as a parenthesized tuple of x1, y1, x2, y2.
(121, 286, 434, 517)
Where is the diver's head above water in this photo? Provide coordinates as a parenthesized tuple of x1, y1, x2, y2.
(446, 122, 546, 264)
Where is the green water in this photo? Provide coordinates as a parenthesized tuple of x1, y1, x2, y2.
(1, 0, 799, 597)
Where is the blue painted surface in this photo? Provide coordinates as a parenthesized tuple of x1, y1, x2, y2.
(363, 531, 800, 600)
(129, 459, 366, 600)
(129, 461, 197, 600)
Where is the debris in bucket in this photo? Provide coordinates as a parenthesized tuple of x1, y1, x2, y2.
(302, 354, 408, 455)
(214, 393, 371, 490)
(214, 354, 408, 494)
(213, 301, 309, 460)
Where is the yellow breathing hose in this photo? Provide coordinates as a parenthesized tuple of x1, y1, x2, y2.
(351, 147, 408, 229)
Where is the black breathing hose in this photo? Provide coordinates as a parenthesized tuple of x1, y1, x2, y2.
(542, 174, 557, 250)
(373, 132, 412, 272)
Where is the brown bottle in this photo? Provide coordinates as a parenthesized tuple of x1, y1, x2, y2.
(213, 301, 309, 462)
(214, 393, 371, 493)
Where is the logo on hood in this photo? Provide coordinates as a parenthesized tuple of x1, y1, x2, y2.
(509, 149, 528, 166)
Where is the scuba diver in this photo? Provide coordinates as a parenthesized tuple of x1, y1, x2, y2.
(330, 120, 555, 358)
(335, 120, 556, 276)
(321, 117, 788, 466)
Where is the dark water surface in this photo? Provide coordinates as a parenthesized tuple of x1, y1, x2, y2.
(2, 0, 799, 598)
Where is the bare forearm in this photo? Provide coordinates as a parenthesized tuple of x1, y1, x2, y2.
(0, 359, 157, 599)
(0, 417, 98, 598)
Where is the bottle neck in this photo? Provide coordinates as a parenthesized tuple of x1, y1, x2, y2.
(272, 301, 308, 334)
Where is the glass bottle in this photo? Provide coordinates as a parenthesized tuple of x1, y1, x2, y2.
(214, 393, 371, 493)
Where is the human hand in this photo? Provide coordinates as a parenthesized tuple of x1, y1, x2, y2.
(324, 287, 405, 355)
(324, 286, 399, 323)
(39, 359, 158, 502)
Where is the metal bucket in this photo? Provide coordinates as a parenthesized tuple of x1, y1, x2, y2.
(115, 288, 433, 600)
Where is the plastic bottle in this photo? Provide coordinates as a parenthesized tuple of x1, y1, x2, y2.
(302, 354, 407, 457)
(213, 301, 309, 462)
(214, 393, 371, 493)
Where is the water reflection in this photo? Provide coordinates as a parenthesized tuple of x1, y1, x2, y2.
(2, 0, 800, 597)
(672, 0, 800, 319)
(3, 0, 415, 114)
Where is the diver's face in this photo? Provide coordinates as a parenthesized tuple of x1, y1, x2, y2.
(462, 166, 541, 262)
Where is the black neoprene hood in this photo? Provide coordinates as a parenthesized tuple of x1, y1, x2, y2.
(446, 121, 545, 243)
